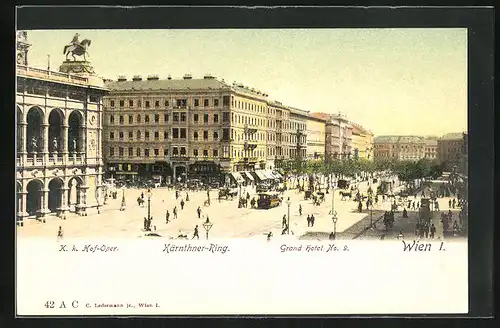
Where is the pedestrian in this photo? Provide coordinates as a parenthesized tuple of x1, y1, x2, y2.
(197, 206, 202, 219)
(424, 223, 429, 238)
(141, 192, 144, 199)
(192, 225, 199, 240)
(282, 215, 287, 228)
(165, 210, 170, 223)
(430, 224, 436, 239)
(311, 214, 315, 227)
(267, 231, 273, 241)
(143, 217, 148, 230)
(452, 198, 456, 209)
(299, 204, 302, 216)
(57, 226, 63, 239)
(416, 201, 419, 209)
(175, 190, 179, 200)
(448, 199, 452, 208)
(408, 200, 412, 209)
(180, 199, 185, 210)
(186, 192, 189, 201)
(397, 230, 404, 240)
(173, 206, 177, 219)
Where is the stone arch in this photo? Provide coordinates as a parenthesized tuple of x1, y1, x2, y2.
(48, 177, 64, 213)
(68, 110, 84, 154)
(67, 176, 84, 212)
(26, 179, 43, 216)
(16, 180, 22, 214)
(48, 108, 65, 154)
(26, 106, 44, 154)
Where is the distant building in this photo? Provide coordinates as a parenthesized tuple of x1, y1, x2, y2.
(374, 135, 428, 161)
(305, 114, 326, 160)
(350, 122, 374, 161)
(437, 132, 466, 171)
(424, 137, 438, 160)
(319, 112, 353, 160)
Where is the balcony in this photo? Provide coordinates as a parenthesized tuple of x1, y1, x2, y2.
(17, 154, 86, 168)
(173, 106, 188, 110)
(17, 65, 89, 86)
(244, 124, 258, 134)
(244, 141, 257, 151)
(170, 155, 190, 161)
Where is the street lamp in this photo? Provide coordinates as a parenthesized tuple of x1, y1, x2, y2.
(332, 212, 338, 239)
(286, 197, 291, 234)
(120, 187, 126, 211)
(146, 188, 152, 220)
(369, 200, 374, 229)
(330, 179, 336, 215)
(202, 217, 213, 240)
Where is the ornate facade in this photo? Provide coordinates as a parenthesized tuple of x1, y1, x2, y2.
(437, 132, 466, 171)
(324, 112, 353, 160)
(374, 135, 433, 161)
(305, 115, 326, 160)
(16, 31, 108, 223)
(350, 122, 374, 161)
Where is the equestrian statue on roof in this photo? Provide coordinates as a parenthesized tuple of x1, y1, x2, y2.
(63, 33, 92, 61)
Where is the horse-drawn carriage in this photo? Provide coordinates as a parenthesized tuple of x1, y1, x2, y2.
(339, 190, 352, 200)
(218, 187, 238, 200)
(312, 192, 325, 206)
(337, 179, 350, 190)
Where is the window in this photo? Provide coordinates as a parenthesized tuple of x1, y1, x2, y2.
(214, 114, 219, 123)
(194, 99, 199, 107)
(137, 115, 141, 123)
(164, 114, 169, 122)
(181, 113, 187, 122)
(193, 149, 198, 156)
(214, 99, 219, 106)
(110, 100, 115, 107)
(128, 115, 133, 124)
(163, 131, 168, 139)
(223, 112, 230, 122)
(180, 147, 186, 156)
(138, 100, 142, 108)
(110, 115, 115, 124)
(109, 132, 114, 139)
(203, 131, 208, 140)
(119, 147, 124, 156)
(176, 99, 187, 107)
(173, 147, 179, 155)
(144, 149, 150, 157)
(204, 114, 209, 123)
(129, 100, 134, 107)
(154, 131, 159, 140)
(155, 101, 159, 107)
(213, 149, 218, 157)
(145, 131, 150, 140)
(136, 148, 141, 157)
(204, 99, 209, 107)
(137, 130, 141, 140)
(164, 149, 168, 156)
(194, 114, 199, 122)
(119, 100, 124, 107)
(213, 131, 218, 140)
(154, 149, 159, 156)
(119, 131, 124, 139)
(173, 128, 179, 138)
(109, 147, 114, 156)
(203, 149, 208, 157)
(223, 96, 230, 106)
(145, 115, 149, 123)
(194, 131, 198, 140)
(173, 113, 179, 122)
(128, 131, 133, 139)
(154, 114, 159, 123)
(128, 147, 133, 156)
(180, 128, 186, 138)
(145, 101, 150, 108)
(222, 128, 230, 141)
(165, 100, 169, 107)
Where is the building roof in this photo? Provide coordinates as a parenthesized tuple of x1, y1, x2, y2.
(105, 77, 230, 91)
(374, 135, 426, 144)
(441, 132, 465, 141)
(424, 139, 438, 146)
(310, 112, 331, 121)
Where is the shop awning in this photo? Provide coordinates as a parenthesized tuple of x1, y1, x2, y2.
(244, 171, 254, 181)
(272, 171, 283, 179)
(263, 170, 275, 180)
(231, 172, 245, 183)
(254, 170, 268, 181)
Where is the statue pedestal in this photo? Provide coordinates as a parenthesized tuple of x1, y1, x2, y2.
(59, 61, 95, 75)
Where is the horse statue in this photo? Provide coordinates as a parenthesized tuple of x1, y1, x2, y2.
(63, 33, 92, 61)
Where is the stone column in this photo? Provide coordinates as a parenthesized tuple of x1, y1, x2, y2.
(61, 124, 68, 163)
(79, 185, 89, 216)
(40, 188, 50, 217)
(59, 186, 69, 214)
(78, 125, 86, 155)
(41, 123, 49, 164)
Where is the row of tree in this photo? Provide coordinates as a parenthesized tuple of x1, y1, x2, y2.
(280, 158, 444, 183)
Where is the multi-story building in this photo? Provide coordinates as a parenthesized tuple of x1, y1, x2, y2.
(424, 137, 438, 160)
(374, 135, 430, 161)
(437, 132, 466, 171)
(350, 122, 374, 161)
(324, 112, 352, 160)
(289, 107, 308, 159)
(16, 31, 108, 223)
(306, 115, 326, 160)
(103, 76, 271, 182)
(268, 101, 292, 169)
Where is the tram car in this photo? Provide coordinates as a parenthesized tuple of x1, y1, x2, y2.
(257, 192, 282, 209)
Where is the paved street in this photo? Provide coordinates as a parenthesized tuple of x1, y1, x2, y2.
(17, 179, 397, 240)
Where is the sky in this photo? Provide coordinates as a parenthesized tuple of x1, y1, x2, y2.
(23, 29, 467, 136)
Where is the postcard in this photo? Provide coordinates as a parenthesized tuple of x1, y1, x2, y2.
(16, 15, 473, 316)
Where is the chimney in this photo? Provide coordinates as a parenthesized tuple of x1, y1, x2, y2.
(203, 74, 215, 79)
(132, 75, 142, 81)
(117, 75, 127, 82)
(147, 74, 159, 81)
(167, 75, 172, 80)
(183, 74, 192, 80)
